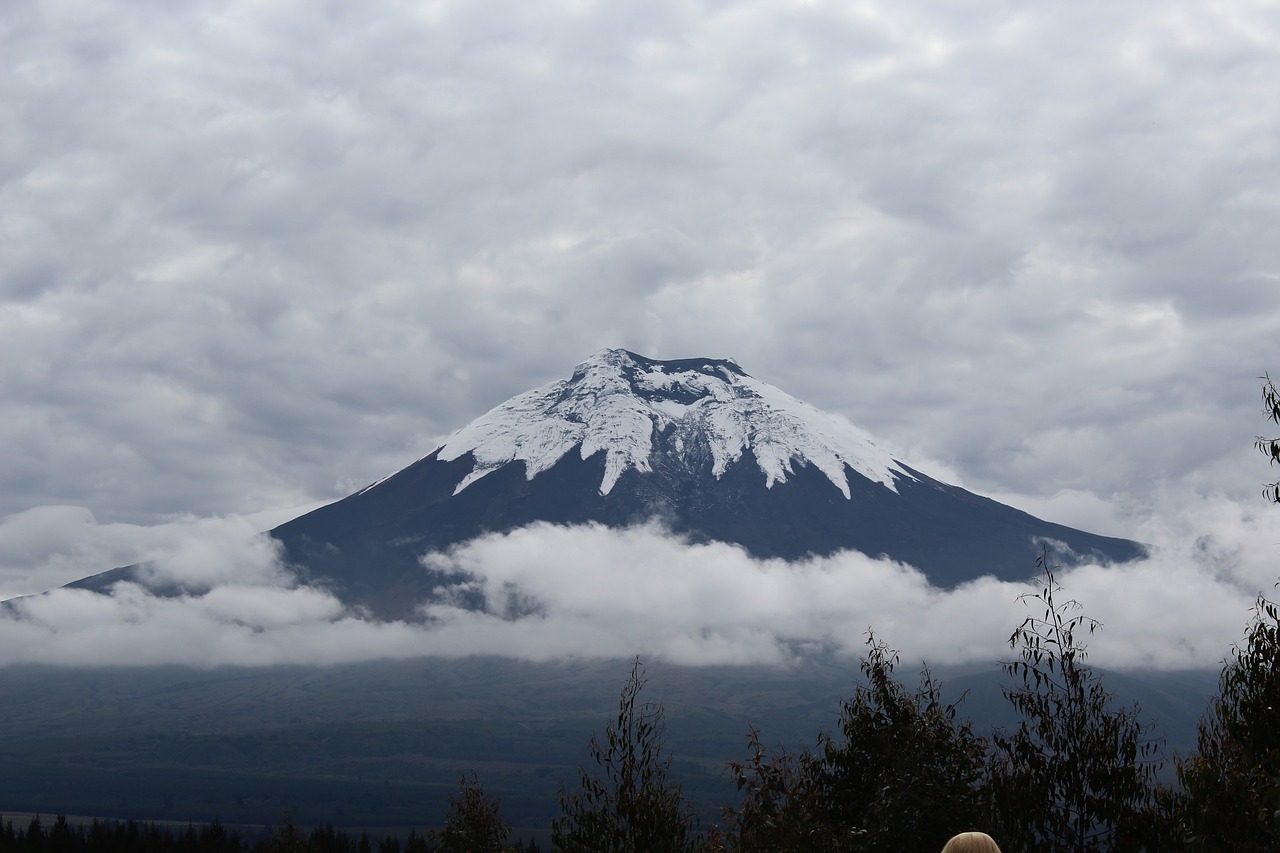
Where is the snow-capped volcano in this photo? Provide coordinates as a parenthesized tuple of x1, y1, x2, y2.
(68, 349, 1146, 619)
(438, 349, 908, 499)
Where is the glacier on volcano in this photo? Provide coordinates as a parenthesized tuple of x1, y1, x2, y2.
(439, 348, 914, 498)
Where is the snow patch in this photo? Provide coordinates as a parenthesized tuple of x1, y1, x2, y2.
(438, 349, 913, 498)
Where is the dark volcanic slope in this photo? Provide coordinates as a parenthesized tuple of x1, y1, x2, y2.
(267, 446, 1144, 620)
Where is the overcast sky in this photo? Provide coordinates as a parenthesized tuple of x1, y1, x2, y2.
(2, 0, 1279, 669)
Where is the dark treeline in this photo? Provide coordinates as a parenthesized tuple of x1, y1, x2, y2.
(0, 813, 544, 853)
(0, 815, 252, 853)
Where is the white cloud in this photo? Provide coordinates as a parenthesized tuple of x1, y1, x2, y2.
(2, 492, 1274, 669)
(0, 505, 317, 600)
(417, 513, 1274, 670)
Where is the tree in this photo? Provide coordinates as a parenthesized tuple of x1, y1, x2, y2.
(434, 772, 510, 853)
(805, 633, 990, 853)
(552, 658, 701, 853)
(990, 548, 1163, 853)
(1169, 378, 1280, 850)
(714, 726, 837, 853)
(1148, 373, 1280, 850)
(1256, 373, 1280, 502)
(714, 633, 988, 853)
(266, 813, 312, 853)
(1174, 590, 1280, 851)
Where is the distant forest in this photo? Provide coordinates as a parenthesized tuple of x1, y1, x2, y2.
(0, 813, 545, 853)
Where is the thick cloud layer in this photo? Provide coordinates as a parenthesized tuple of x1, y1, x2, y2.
(3, 1, 1280, 666)
(1, 494, 1272, 669)
(0, 502, 317, 599)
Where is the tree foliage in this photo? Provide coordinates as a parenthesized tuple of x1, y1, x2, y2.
(1168, 373, 1280, 847)
(1174, 590, 1280, 851)
(266, 813, 312, 853)
(434, 772, 510, 853)
(990, 548, 1162, 853)
(714, 726, 837, 853)
(1169, 375, 1280, 853)
(1256, 373, 1280, 503)
(805, 633, 990, 853)
(714, 634, 988, 853)
(552, 659, 701, 853)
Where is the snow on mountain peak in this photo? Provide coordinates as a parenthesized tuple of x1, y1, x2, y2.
(437, 349, 913, 498)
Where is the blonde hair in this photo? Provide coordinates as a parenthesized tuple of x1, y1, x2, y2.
(940, 831, 1002, 853)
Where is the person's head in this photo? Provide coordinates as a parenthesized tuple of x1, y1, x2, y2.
(940, 831, 1002, 853)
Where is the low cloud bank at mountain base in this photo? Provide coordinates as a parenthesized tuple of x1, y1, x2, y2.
(1, 491, 1272, 669)
(0, 504, 317, 600)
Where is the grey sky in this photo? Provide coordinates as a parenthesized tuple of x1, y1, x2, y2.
(2, 0, 1279, 666)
